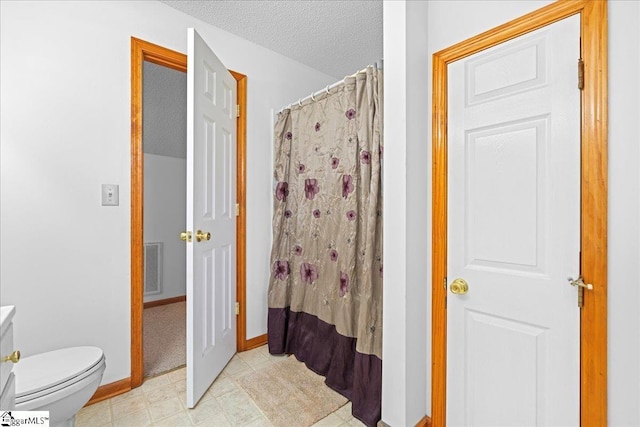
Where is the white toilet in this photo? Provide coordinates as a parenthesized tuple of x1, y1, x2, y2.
(13, 346, 106, 427)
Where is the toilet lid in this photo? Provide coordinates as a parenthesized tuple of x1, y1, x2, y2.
(15, 346, 104, 398)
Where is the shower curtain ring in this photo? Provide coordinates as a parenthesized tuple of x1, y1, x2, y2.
(298, 98, 302, 107)
(325, 85, 330, 94)
(310, 92, 316, 101)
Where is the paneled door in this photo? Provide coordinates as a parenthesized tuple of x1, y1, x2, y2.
(447, 15, 580, 426)
(185, 28, 237, 408)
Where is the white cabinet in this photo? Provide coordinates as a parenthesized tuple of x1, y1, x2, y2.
(1, 306, 18, 409)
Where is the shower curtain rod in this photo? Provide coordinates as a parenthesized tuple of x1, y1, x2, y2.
(278, 60, 383, 114)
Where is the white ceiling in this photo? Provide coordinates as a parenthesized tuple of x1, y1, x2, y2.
(160, 0, 383, 79)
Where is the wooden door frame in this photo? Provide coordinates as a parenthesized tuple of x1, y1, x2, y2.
(431, 1, 607, 426)
(130, 37, 248, 388)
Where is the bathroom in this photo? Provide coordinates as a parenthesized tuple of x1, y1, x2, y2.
(1, 1, 639, 426)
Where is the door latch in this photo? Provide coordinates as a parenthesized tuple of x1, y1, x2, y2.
(567, 276, 593, 290)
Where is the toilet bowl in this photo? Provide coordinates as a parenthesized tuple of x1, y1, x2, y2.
(13, 346, 106, 427)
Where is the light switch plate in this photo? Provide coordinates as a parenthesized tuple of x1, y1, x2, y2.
(102, 184, 119, 206)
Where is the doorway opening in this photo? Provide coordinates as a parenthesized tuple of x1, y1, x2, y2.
(141, 59, 188, 378)
(431, 0, 607, 425)
(130, 37, 248, 388)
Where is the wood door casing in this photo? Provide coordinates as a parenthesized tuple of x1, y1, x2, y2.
(130, 37, 249, 389)
(431, 1, 608, 426)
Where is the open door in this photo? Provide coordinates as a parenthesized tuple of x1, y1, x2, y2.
(185, 28, 237, 408)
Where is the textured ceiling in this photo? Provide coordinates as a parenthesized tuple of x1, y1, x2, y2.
(143, 61, 187, 159)
(160, 0, 383, 79)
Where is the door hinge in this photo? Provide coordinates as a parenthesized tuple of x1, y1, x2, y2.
(578, 59, 585, 90)
(235, 203, 240, 217)
(235, 302, 240, 315)
(236, 104, 240, 118)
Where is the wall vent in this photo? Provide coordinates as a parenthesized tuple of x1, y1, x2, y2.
(144, 242, 163, 296)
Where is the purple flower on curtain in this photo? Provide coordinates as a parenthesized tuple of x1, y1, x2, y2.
(315, 122, 321, 132)
(330, 249, 338, 261)
(342, 175, 354, 198)
(275, 182, 289, 201)
(293, 245, 303, 256)
(313, 209, 321, 218)
(331, 157, 340, 169)
(272, 261, 290, 281)
(297, 164, 306, 174)
(284, 209, 292, 218)
(360, 150, 371, 164)
(285, 131, 292, 140)
(339, 272, 350, 297)
(304, 179, 320, 200)
(300, 263, 319, 284)
(346, 210, 357, 221)
(345, 108, 356, 120)
(379, 145, 384, 159)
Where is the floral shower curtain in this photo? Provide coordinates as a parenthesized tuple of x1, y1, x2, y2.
(268, 67, 383, 427)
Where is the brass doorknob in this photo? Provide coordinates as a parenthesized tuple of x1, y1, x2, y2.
(180, 231, 192, 242)
(2, 350, 20, 364)
(450, 278, 469, 295)
(195, 230, 211, 242)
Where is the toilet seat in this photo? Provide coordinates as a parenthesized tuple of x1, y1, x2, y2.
(15, 346, 105, 404)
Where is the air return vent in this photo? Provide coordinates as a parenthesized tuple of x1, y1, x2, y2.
(144, 242, 163, 296)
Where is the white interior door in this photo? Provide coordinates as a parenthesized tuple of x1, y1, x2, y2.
(447, 15, 580, 426)
(186, 27, 237, 408)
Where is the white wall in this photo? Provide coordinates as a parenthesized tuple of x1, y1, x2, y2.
(0, 0, 335, 385)
(381, 1, 429, 425)
(143, 154, 186, 302)
(383, 0, 640, 425)
(608, 2, 640, 425)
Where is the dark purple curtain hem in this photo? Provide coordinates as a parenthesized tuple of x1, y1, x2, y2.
(268, 307, 381, 427)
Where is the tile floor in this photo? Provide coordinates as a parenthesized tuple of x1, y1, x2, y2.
(76, 345, 365, 427)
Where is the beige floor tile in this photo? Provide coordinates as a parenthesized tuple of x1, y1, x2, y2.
(313, 412, 345, 427)
(151, 411, 193, 427)
(177, 390, 188, 407)
(334, 403, 353, 421)
(239, 414, 274, 427)
(236, 347, 268, 365)
(142, 375, 171, 391)
(204, 377, 238, 398)
(312, 413, 345, 427)
(186, 398, 228, 426)
(215, 389, 263, 425)
(110, 387, 145, 405)
(172, 378, 187, 393)
(112, 407, 151, 427)
(221, 356, 251, 376)
(345, 417, 367, 427)
(76, 400, 112, 427)
(81, 346, 367, 427)
(167, 367, 186, 384)
(144, 385, 180, 404)
(111, 394, 148, 420)
(148, 396, 184, 422)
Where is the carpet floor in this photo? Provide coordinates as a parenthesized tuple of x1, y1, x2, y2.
(143, 301, 186, 377)
(235, 355, 348, 426)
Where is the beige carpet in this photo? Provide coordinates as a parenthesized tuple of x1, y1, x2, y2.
(235, 355, 348, 426)
(143, 301, 186, 377)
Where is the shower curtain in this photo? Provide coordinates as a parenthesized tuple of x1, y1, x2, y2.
(268, 66, 383, 427)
